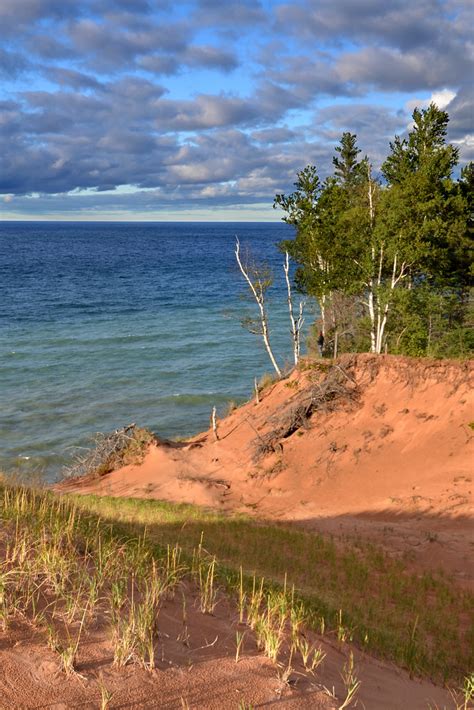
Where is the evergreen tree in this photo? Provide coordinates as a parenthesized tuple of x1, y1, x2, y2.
(332, 132, 362, 186)
(379, 104, 471, 354)
(380, 104, 468, 281)
(273, 105, 472, 358)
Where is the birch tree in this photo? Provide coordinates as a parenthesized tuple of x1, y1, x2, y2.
(272, 105, 471, 358)
(274, 138, 365, 342)
(376, 103, 469, 355)
(352, 162, 408, 353)
(273, 166, 327, 331)
(283, 251, 305, 365)
(234, 238, 282, 378)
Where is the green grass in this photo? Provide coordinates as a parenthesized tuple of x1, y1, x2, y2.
(0, 485, 186, 676)
(67, 493, 474, 684)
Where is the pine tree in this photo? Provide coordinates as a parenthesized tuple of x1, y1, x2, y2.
(273, 106, 472, 358)
(379, 104, 471, 355)
(332, 132, 362, 186)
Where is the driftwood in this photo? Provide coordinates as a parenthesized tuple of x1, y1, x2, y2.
(177, 474, 230, 489)
(61, 424, 152, 480)
(252, 364, 359, 460)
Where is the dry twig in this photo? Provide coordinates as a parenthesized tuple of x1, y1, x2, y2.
(252, 365, 358, 460)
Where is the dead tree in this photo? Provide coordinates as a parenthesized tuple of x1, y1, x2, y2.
(211, 406, 218, 440)
(284, 251, 305, 365)
(235, 238, 282, 378)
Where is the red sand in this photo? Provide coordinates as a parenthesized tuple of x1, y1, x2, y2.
(38, 354, 474, 708)
(0, 581, 455, 709)
(69, 354, 474, 586)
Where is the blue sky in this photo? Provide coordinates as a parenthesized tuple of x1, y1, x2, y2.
(1, 0, 472, 220)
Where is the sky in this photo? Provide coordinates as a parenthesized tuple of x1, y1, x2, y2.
(1, 0, 473, 221)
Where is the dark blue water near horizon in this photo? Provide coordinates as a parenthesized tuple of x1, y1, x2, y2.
(1, 221, 311, 480)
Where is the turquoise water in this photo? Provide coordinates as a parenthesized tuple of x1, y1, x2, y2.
(1, 221, 308, 480)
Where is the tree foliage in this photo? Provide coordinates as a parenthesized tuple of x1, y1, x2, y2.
(274, 104, 473, 358)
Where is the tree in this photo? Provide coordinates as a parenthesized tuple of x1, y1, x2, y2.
(274, 135, 366, 342)
(273, 105, 472, 358)
(378, 104, 471, 354)
(283, 251, 305, 365)
(234, 238, 282, 377)
(274, 165, 343, 336)
(333, 132, 363, 186)
(459, 161, 474, 281)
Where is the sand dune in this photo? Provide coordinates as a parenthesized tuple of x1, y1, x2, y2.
(66, 354, 474, 586)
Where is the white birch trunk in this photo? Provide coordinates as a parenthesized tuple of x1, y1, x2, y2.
(211, 406, 218, 440)
(316, 254, 327, 336)
(296, 300, 304, 360)
(367, 165, 377, 354)
(320, 294, 326, 337)
(374, 253, 407, 354)
(374, 244, 384, 353)
(284, 252, 305, 366)
(367, 249, 376, 353)
(235, 239, 282, 378)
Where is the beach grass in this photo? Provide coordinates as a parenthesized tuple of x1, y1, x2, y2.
(0, 479, 471, 691)
(66, 492, 474, 684)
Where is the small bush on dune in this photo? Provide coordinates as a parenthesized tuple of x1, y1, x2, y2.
(224, 400, 238, 416)
(62, 425, 156, 480)
(258, 372, 279, 393)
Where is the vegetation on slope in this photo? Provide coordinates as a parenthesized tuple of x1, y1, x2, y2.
(68, 492, 474, 685)
(0, 482, 365, 707)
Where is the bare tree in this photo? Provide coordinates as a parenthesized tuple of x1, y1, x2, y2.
(283, 251, 305, 365)
(211, 406, 218, 440)
(235, 238, 282, 378)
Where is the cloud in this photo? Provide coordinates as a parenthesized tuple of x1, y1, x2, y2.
(1, 0, 472, 216)
(275, 0, 472, 96)
(251, 127, 297, 144)
(314, 103, 408, 168)
(67, 18, 189, 70)
(405, 89, 457, 114)
(276, 0, 469, 51)
(26, 35, 78, 60)
(445, 86, 474, 140)
(336, 47, 468, 92)
(445, 86, 474, 162)
(182, 45, 238, 72)
(44, 67, 104, 90)
(139, 45, 238, 76)
(0, 47, 30, 78)
(0, 0, 74, 36)
(139, 54, 180, 76)
(195, 0, 266, 27)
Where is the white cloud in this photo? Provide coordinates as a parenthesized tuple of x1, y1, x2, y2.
(406, 88, 457, 113)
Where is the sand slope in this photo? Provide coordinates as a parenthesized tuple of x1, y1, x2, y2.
(66, 354, 474, 585)
(0, 582, 454, 710)
(47, 354, 474, 708)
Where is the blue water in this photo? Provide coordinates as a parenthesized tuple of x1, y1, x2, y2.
(0, 221, 309, 480)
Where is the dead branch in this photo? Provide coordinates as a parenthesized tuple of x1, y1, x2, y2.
(177, 474, 230, 489)
(235, 238, 282, 377)
(61, 424, 154, 480)
(252, 365, 359, 460)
